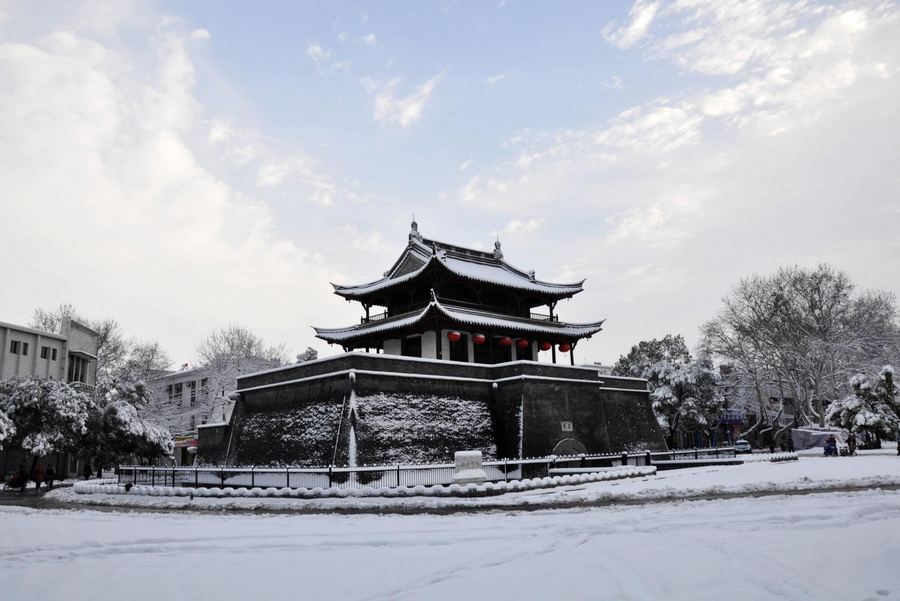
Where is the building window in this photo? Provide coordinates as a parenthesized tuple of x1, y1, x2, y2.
(40, 346, 50, 359)
(167, 385, 174, 401)
(21, 342, 29, 356)
(9, 340, 20, 354)
(51, 348, 57, 361)
(188, 381, 197, 407)
(174, 383, 183, 405)
(189, 415, 196, 430)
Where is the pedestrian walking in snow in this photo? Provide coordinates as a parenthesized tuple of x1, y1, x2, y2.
(83, 463, 92, 481)
(46, 465, 56, 491)
(32, 462, 44, 495)
(12, 463, 27, 492)
(847, 432, 857, 456)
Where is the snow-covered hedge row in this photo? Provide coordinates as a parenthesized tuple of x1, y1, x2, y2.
(739, 452, 798, 463)
(74, 467, 656, 499)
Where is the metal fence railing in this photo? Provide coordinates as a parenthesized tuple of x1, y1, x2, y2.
(117, 447, 736, 490)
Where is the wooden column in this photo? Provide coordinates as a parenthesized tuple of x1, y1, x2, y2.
(549, 303, 557, 364)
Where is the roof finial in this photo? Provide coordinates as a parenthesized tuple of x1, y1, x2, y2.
(493, 236, 503, 260)
(409, 214, 423, 241)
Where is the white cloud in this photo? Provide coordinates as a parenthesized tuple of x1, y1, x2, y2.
(495, 218, 544, 239)
(189, 28, 210, 41)
(602, 0, 659, 49)
(363, 33, 377, 47)
(306, 41, 350, 72)
(362, 73, 442, 127)
(0, 6, 354, 364)
(458, 0, 900, 363)
(306, 42, 331, 64)
(601, 75, 624, 90)
(256, 158, 336, 206)
(484, 72, 511, 85)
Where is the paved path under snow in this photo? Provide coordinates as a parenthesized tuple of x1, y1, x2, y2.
(1, 488, 899, 600)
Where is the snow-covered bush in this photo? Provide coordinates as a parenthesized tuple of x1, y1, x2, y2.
(826, 367, 899, 438)
(0, 377, 95, 455)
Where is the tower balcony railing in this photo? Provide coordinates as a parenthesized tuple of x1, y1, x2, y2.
(359, 299, 562, 324)
(529, 312, 559, 322)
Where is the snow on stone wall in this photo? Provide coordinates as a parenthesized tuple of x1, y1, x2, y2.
(232, 400, 343, 466)
(353, 393, 496, 465)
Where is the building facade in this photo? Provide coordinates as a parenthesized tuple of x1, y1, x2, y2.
(0, 318, 99, 479)
(0, 318, 98, 391)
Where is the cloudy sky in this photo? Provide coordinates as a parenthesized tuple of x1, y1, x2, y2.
(1, 0, 898, 367)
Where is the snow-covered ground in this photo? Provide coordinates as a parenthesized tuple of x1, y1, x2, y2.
(1, 484, 898, 600)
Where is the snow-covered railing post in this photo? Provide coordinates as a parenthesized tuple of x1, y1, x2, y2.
(621, 452, 628, 467)
(645, 450, 652, 466)
(328, 466, 333, 488)
(504, 459, 509, 482)
(194, 467, 199, 488)
(396, 464, 401, 488)
(250, 466, 255, 488)
(151, 467, 155, 487)
(286, 467, 290, 488)
(694, 448, 699, 460)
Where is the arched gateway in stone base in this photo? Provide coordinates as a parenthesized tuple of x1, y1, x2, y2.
(198, 224, 668, 466)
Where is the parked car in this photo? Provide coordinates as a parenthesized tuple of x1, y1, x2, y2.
(734, 439, 753, 454)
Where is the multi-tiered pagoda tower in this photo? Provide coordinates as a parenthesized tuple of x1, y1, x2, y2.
(198, 222, 667, 467)
(314, 221, 605, 366)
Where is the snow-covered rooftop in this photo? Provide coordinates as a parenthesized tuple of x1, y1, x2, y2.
(332, 232, 585, 299)
(313, 294, 604, 344)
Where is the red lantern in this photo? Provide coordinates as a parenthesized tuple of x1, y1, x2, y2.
(447, 331, 462, 343)
(539, 341, 552, 351)
(499, 336, 513, 347)
(516, 338, 530, 349)
(472, 333, 486, 345)
(558, 342, 572, 353)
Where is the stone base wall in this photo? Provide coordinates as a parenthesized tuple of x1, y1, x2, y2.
(205, 353, 667, 466)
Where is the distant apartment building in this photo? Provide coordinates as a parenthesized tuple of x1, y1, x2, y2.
(0, 318, 100, 478)
(148, 367, 236, 465)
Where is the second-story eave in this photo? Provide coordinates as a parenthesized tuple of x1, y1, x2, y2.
(313, 294, 604, 345)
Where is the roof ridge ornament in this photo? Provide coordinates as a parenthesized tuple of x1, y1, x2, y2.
(409, 216, 423, 242)
(493, 237, 503, 260)
(528, 270, 536, 281)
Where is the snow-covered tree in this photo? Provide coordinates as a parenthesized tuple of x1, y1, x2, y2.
(296, 347, 318, 363)
(826, 367, 900, 439)
(0, 377, 95, 456)
(649, 360, 724, 448)
(702, 265, 900, 427)
(0, 411, 14, 450)
(197, 325, 286, 419)
(84, 372, 174, 469)
(613, 334, 692, 392)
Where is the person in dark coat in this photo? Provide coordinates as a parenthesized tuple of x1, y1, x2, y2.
(15, 463, 27, 492)
(32, 462, 44, 495)
(83, 463, 92, 481)
(46, 465, 56, 490)
(847, 432, 857, 456)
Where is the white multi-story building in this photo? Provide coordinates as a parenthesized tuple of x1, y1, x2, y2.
(0, 318, 98, 390)
(0, 318, 99, 479)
